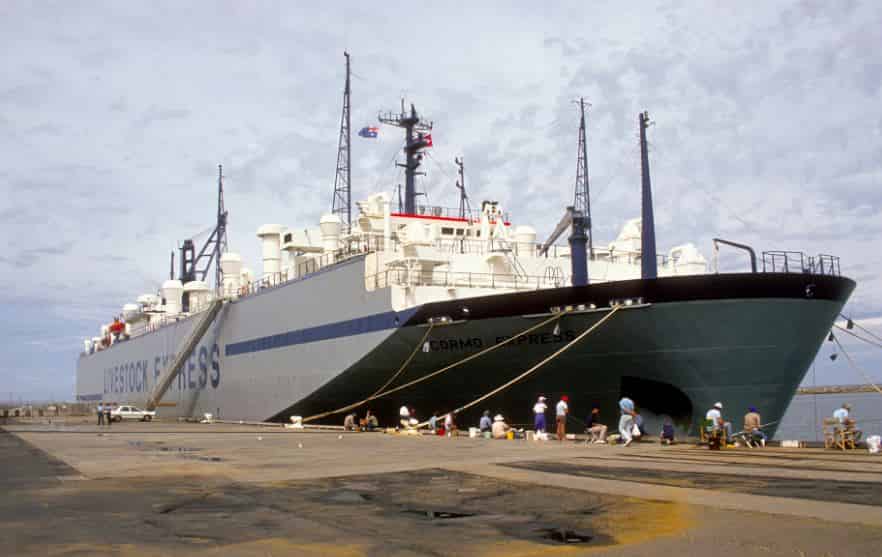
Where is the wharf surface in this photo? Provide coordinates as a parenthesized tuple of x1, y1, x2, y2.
(3, 418, 882, 556)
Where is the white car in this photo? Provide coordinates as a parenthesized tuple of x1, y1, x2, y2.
(110, 405, 156, 422)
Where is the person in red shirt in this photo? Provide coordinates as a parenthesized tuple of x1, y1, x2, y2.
(109, 317, 125, 341)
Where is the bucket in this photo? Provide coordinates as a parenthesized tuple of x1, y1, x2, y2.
(506, 430, 514, 440)
(468, 427, 479, 438)
(483, 431, 491, 439)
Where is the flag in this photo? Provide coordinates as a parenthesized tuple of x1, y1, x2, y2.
(423, 133, 433, 147)
(358, 126, 378, 138)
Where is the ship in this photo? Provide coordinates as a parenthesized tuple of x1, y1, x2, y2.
(76, 54, 854, 437)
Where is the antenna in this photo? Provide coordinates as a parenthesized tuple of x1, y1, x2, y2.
(396, 183, 403, 213)
(639, 111, 658, 279)
(169, 251, 175, 280)
(379, 101, 432, 214)
(454, 156, 471, 220)
(573, 98, 593, 258)
(331, 51, 352, 231)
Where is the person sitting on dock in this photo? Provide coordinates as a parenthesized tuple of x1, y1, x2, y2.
(659, 416, 675, 445)
(743, 406, 767, 447)
(585, 405, 608, 444)
(491, 415, 511, 439)
(618, 396, 637, 447)
(479, 410, 492, 434)
(833, 403, 862, 442)
(343, 412, 357, 431)
(706, 402, 732, 442)
(360, 410, 378, 431)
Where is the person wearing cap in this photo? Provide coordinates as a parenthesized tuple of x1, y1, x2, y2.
(743, 406, 766, 447)
(491, 414, 511, 439)
(533, 396, 548, 436)
(479, 410, 492, 434)
(706, 402, 732, 442)
(555, 396, 570, 441)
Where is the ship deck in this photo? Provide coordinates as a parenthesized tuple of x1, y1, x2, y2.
(3, 417, 882, 556)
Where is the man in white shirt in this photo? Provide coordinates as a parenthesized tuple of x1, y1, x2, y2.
(555, 396, 569, 441)
(399, 405, 410, 429)
(706, 402, 733, 442)
(832, 403, 850, 424)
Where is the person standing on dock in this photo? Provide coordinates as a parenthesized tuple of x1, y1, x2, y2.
(618, 397, 637, 447)
(555, 396, 569, 441)
(97, 403, 104, 426)
(533, 396, 548, 438)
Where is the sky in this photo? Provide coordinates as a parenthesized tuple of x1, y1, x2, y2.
(1, 1, 881, 401)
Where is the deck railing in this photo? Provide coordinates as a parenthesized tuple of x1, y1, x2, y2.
(761, 251, 841, 276)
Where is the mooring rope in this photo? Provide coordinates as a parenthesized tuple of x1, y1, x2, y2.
(418, 304, 622, 427)
(838, 313, 882, 344)
(302, 323, 436, 423)
(830, 330, 882, 397)
(302, 311, 566, 423)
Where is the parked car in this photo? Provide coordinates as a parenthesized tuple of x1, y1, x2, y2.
(110, 405, 156, 422)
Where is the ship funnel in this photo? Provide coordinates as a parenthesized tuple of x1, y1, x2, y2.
(320, 214, 342, 253)
(161, 279, 184, 315)
(257, 224, 283, 282)
(220, 252, 242, 298)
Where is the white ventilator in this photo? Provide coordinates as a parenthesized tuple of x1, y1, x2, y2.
(257, 224, 283, 280)
(220, 252, 242, 298)
(161, 279, 184, 315)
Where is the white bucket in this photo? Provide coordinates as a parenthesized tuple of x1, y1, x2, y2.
(468, 427, 479, 438)
(289, 415, 304, 429)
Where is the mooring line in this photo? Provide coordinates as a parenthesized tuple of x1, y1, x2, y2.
(419, 304, 622, 427)
(303, 311, 566, 423)
(830, 330, 882, 397)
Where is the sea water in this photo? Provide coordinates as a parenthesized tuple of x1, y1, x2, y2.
(774, 391, 882, 441)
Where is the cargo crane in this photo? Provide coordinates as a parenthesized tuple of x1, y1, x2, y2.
(177, 165, 229, 299)
(539, 98, 593, 286)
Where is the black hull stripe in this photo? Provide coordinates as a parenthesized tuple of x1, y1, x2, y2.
(404, 273, 855, 326)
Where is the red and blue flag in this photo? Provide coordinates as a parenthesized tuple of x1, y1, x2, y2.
(358, 126, 379, 138)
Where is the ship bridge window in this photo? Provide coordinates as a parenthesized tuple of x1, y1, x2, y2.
(455, 228, 465, 236)
(283, 233, 292, 243)
(441, 227, 454, 236)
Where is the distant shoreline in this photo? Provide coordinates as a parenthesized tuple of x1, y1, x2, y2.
(796, 385, 878, 395)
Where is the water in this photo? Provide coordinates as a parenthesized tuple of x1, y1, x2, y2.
(774, 391, 882, 441)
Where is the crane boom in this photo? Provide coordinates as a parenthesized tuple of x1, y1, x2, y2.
(539, 207, 574, 256)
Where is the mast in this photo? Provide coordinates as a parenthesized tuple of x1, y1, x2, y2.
(574, 97, 593, 257)
(639, 111, 658, 279)
(214, 164, 228, 289)
(331, 51, 352, 231)
(379, 101, 432, 214)
(455, 156, 471, 219)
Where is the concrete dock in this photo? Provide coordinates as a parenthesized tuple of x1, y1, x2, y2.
(3, 419, 882, 556)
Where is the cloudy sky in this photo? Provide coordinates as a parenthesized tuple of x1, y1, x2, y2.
(2, 1, 881, 401)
